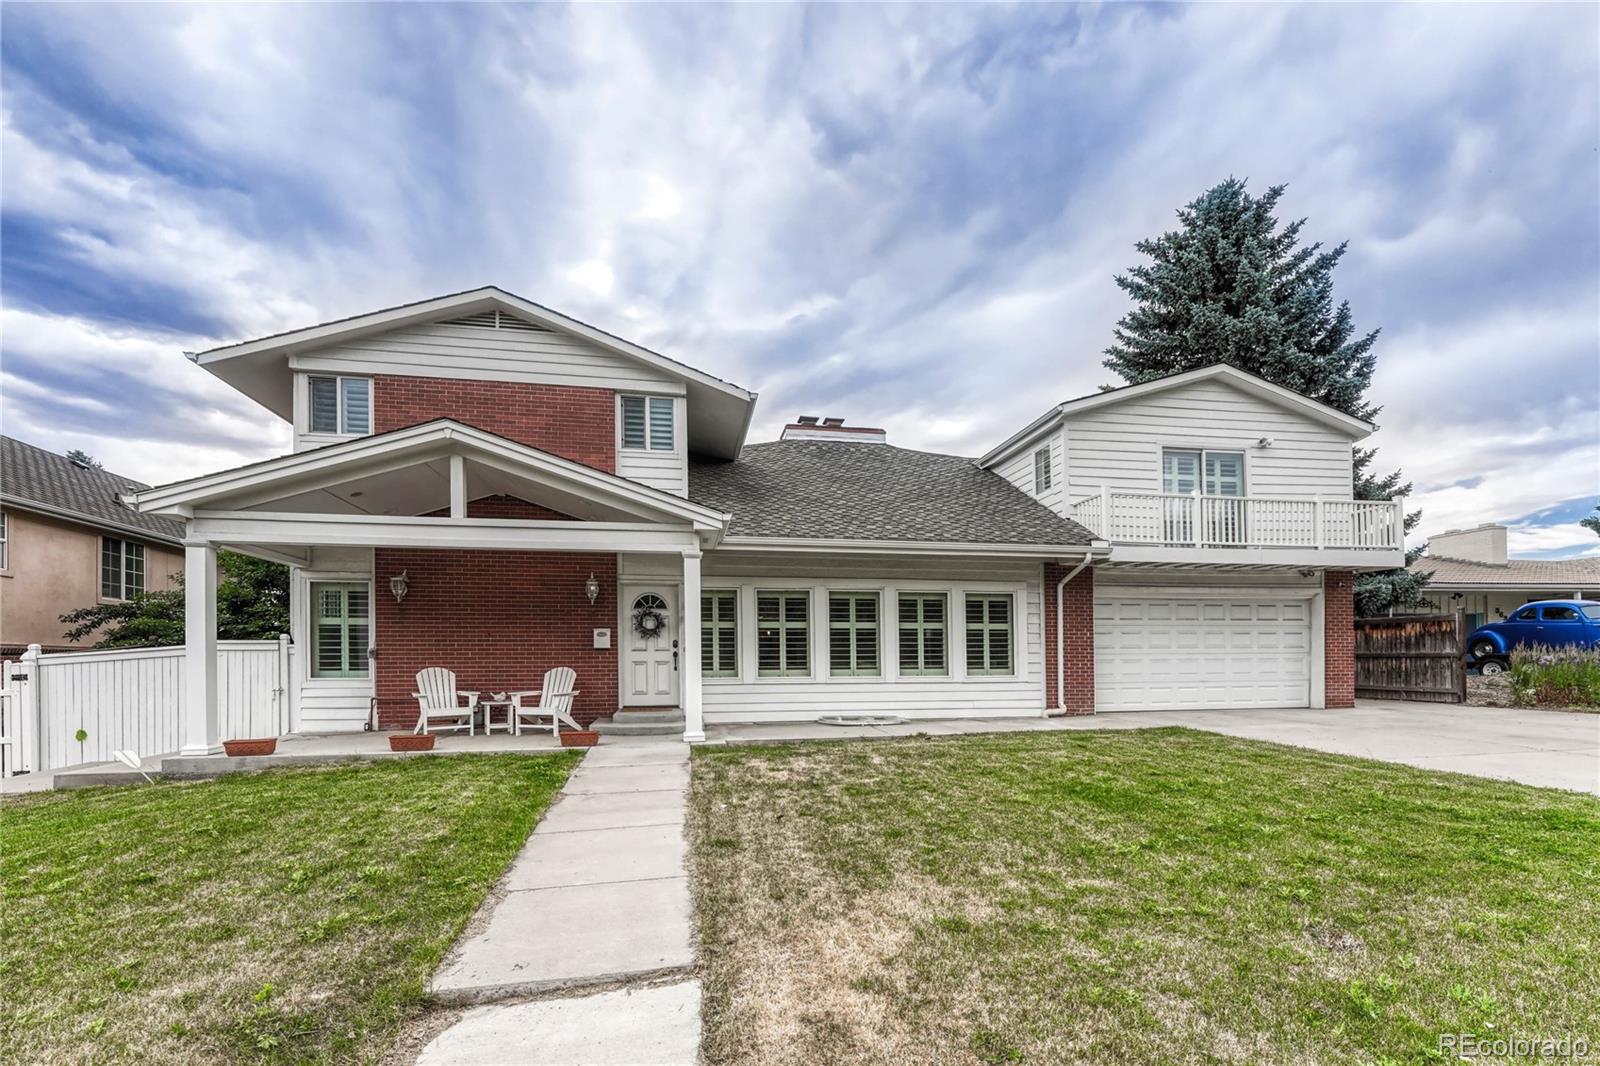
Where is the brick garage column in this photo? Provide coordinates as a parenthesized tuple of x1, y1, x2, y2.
(1043, 562, 1095, 715)
(1323, 570, 1356, 709)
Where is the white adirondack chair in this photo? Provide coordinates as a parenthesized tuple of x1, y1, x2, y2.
(413, 668, 479, 735)
(510, 667, 582, 738)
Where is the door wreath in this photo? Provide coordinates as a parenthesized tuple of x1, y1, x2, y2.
(632, 594, 668, 639)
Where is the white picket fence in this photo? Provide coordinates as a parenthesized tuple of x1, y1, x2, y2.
(0, 637, 292, 776)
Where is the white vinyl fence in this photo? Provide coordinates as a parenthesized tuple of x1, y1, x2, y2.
(0, 636, 292, 776)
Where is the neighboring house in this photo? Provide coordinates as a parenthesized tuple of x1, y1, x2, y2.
(129, 287, 1405, 752)
(0, 436, 185, 655)
(1409, 523, 1600, 629)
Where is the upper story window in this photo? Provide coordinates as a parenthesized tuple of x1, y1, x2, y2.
(309, 376, 371, 435)
(621, 395, 674, 451)
(1033, 446, 1052, 494)
(101, 537, 145, 600)
(1163, 449, 1243, 497)
(0, 508, 8, 570)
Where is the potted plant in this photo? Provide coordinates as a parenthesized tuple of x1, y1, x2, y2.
(559, 728, 599, 748)
(389, 733, 436, 752)
(224, 737, 278, 757)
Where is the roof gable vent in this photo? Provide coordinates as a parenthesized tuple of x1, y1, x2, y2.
(440, 309, 549, 333)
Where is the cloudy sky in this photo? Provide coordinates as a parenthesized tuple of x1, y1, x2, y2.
(2, 3, 1596, 557)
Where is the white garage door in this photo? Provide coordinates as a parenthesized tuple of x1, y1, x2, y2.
(1094, 595, 1311, 711)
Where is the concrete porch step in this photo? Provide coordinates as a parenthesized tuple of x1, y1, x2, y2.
(592, 710, 684, 736)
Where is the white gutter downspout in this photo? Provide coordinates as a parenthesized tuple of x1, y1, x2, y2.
(1052, 552, 1095, 715)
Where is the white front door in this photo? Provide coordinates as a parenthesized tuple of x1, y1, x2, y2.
(622, 585, 680, 707)
(1094, 594, 1312, 711)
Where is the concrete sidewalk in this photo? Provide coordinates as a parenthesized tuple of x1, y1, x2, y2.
(420, 738, 699, 1064)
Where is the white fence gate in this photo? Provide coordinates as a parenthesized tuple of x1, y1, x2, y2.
(0, 636, 293, 776)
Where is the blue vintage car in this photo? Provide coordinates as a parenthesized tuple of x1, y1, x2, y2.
(1466, 599, 1600, 668)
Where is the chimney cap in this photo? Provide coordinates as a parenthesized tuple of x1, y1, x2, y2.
(821, 417, 845, 427)
(796, 415, 820, 425)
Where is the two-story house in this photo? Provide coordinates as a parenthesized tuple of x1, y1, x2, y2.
(1, 436, 185, 655)
(131, 287, 1404, 752)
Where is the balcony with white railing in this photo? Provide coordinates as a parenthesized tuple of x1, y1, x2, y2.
(1069, 488, 1407, 567)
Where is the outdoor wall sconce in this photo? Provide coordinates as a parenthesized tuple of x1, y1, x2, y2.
(585, 573, 601, 606)
(390, 570, 409, 604)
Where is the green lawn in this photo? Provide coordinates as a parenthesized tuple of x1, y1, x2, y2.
(690, 729, 1600, 1066)
(0, 753, 579, 1064)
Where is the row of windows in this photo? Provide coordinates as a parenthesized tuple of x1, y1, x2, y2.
(702, 590, 1015, 679)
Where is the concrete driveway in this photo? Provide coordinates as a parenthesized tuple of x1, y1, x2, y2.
(1084, 701, 1600, 795)
(705, 702, 1600, 795)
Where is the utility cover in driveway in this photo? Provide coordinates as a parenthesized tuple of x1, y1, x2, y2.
(1095, 595, 1311, 711)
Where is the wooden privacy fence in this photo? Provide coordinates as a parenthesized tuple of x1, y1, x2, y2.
(1353, 611, 1466, 703)
(0, 637, 292, 776)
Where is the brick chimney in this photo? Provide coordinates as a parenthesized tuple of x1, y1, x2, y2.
(780, 416, 887, 444)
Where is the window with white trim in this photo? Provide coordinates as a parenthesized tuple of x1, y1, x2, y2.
(1162, 449, 1243, 496)
(621, 395, 674, 451)
(897, 592, 947, 676)
(702, 590, 738, 678)
(1033, 446, 1052, 493)
(311, 582, 370, 678)
(964, 594, 1014, 676)
(756, 590, 809, 677)
(100, 538, 145, 600)
(308, 375, 371, 435)
(0, 508, 8, 569)
(828, 592, 880, 677)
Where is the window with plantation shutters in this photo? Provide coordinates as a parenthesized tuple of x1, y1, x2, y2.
(1034, 446, 1052, 493)
(702, 590, 738, 678)
(311, 582, 370, 678)
(621, 395, 674, 451)
(828, 592, 880, 676)
(308, 375, 371, 434)
(756, 591, 809, 677)
(964, 594, 1014, 676)
(897, 593, 948, 676)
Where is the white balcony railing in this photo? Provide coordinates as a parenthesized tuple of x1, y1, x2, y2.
(1069, 489, 1404, 551)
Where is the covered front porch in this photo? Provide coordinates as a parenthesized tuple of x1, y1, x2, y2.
(130, 420, 730, 750)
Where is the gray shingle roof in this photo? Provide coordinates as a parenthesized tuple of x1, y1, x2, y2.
(0, 436, 184, 544)
(689, 440, 1096, 546)
(1408, 554, 1600, 588)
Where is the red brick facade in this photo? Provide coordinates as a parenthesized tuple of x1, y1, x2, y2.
(1323, 569, 1356, 709)
(373, 498, 617, 729)
(373, 375, 616, 473)
(1042, 563, 1095, 715)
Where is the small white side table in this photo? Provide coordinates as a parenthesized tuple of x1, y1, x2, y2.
(480, 698, 516, 735)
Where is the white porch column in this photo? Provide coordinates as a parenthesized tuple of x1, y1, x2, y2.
(181, 540, 221, 756)
(680, 548, 704, 743)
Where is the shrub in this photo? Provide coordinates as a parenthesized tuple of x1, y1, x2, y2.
(1508, 644, 1600, 708)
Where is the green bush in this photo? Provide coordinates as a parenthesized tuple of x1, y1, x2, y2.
(1508, 644, 1600, 708)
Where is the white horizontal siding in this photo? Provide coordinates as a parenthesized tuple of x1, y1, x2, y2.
(1063, 379, 1354, 501)
(992, 428, 1065, 517)
(291, 549, 374, 732)
(699, 553, 1044, 724)
(291, 320, 682, 393)
(616, 395, 688, 496)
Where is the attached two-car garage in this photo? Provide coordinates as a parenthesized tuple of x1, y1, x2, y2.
(1093, 590, 1316, 711)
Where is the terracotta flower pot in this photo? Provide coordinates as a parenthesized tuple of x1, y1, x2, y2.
(223, 737, 277, 758)
(390, 733, 437, 752)
(559, 730, 600, 748)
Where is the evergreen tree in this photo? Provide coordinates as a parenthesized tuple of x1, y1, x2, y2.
(1105, 178, 1425, 614)
(65, 449, 101, 469)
